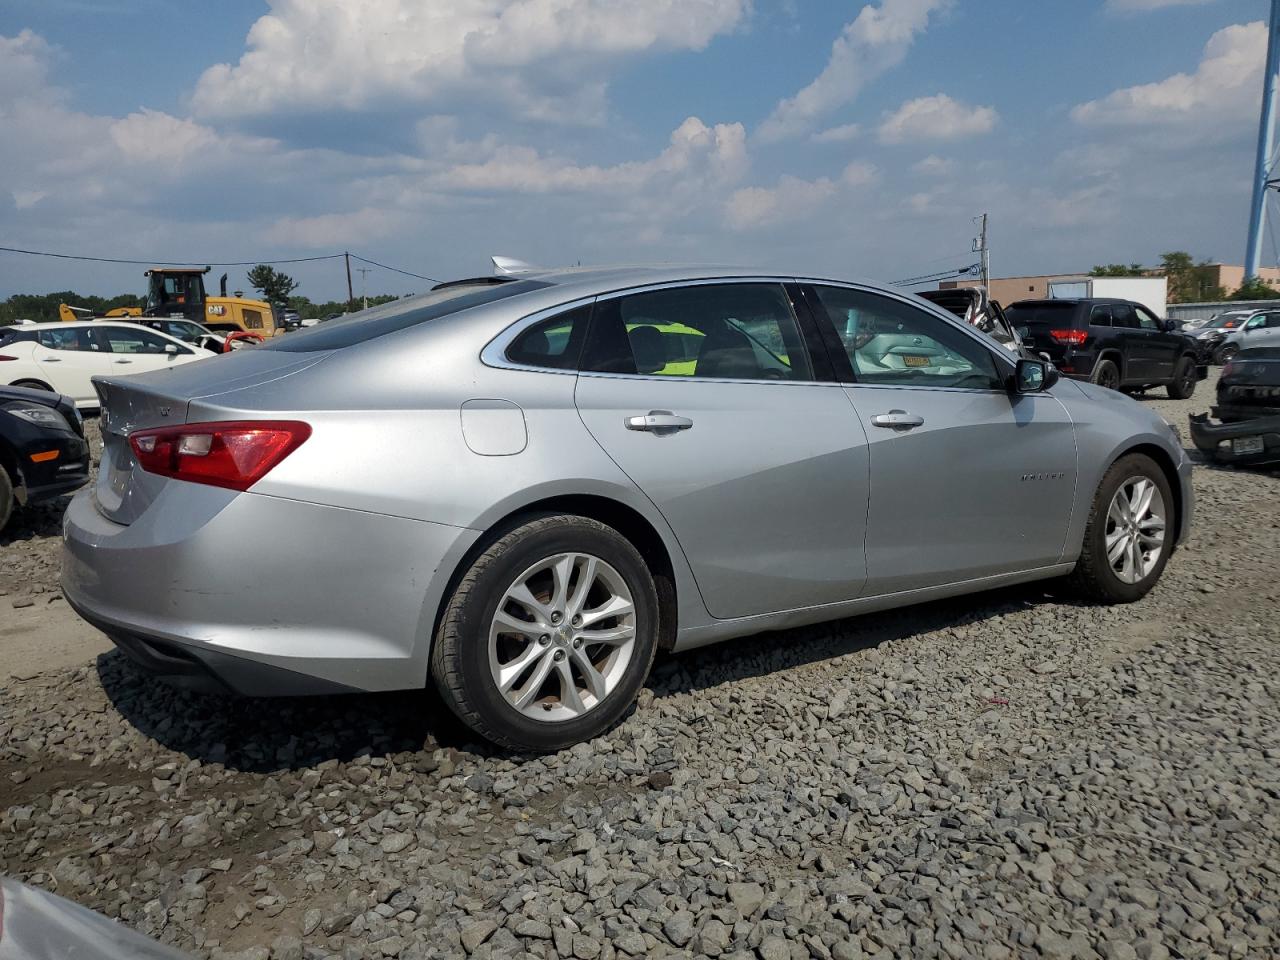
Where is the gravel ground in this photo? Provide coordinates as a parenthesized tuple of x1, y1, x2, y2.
(2, 380, 1279, 960)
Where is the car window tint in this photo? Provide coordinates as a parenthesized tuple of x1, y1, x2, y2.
(1134, 306, 1160, 330)
(811, 285, 1003, 391)
(100, 326, 172, 354)
(37, 328, 98, 351)
(1267, 313, 1280, 328)
(263, 279, 550, 353)
(1111, 304, 1138, 329)
(582, 284, 813, 382)
(505, 305, 590, 370)
(1090, 305, 1112, 327)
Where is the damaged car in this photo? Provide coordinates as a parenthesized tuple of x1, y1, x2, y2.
(1189, 347, 1280, 467)
(916, 286, 1028, 356)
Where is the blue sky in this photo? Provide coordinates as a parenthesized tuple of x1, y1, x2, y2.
(0, 0, 1270, 302)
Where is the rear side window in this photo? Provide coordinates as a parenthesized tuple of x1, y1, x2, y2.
(37, 328, 98, 351)
(582, 283, 813, 381)
(0, 329, 33, 347)
(506, 305, 590, 370)
(1090, 305, 1113, 327)
(264, 279, 550, 353)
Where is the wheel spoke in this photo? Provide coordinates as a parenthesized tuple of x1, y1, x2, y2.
(506, 582, 552, 624)
(1130, 538, 1147, 579)
(549, 554, 574, 612)
(497, 643, 548, 693)
(580, 594, 633, 628)
(1108, 498, 1129, 527)
(1131, 480, 1154, 521)
(493, 610, 545, 640)
(567, 556, 597, 617)
(572, 648, 608, 703)
(579, 623, 635, 646)
(512, 652, 557, 709)
(1106, 530, 1130, 565)
(555, 661, 586, 714)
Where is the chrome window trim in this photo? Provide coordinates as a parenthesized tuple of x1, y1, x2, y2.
(480, 295, 598, 376)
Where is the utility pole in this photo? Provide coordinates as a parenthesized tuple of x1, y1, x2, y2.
(973, 213, 990, 288)
(344, 252, 355, 313)
(1245, 0, 1280, 280)
(356, 267, 372, 310)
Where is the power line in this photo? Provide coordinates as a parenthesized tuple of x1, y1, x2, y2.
(892, 264, 981, 287)
(348, 254, 440, 284)
(0, 245, 345, 267)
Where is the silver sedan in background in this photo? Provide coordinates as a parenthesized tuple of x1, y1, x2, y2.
(63, 265, 1193, 751)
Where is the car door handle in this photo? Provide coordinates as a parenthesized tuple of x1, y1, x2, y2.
(625, 411, 693, 432)
(113, 359, 133, 364)
(43, 357, 62, 362)
(871, 411, 925, 430)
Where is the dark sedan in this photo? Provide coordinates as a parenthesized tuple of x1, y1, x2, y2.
(0, 383, 90, 529)
(1189, 346, 1280, 467)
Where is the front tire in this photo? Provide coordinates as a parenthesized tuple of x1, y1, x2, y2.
(1166, 356, 1197, 400)
(0, 467, 13, 531)
(1091, 359, 1120, 391)
(1067, 454, 1173, 603)
(431, 515, 659, 752)
(1215, 343, 1239, 365)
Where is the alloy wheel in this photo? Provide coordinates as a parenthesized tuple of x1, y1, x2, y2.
(1105, 476, 1167, 585)
(488, 552, 637, 722)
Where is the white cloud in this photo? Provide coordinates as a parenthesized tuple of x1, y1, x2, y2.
(435, 117, 748, 193)
(1106, 0, 1214, 11)
(265, 207, 409, 248)
(878, 94, 998, 143)
(1071, 21, 1265, 127)
(913, 154, 954, 175)
(811, 123, 861, 144)
(193, 0, 748, 120)
(726, 162, 877, 229)
(757, 0, 950, 142)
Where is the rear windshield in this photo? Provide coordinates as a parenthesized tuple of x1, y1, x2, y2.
(1004, 302, 1081, 327)
(262, 279, 550, 352)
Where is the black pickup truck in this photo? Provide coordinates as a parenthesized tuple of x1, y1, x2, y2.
(1005, 298, 1205, 398)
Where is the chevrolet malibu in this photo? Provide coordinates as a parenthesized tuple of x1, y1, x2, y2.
(63, 265, 1193, 751)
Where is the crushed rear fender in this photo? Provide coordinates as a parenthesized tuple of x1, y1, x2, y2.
(1188, 411, 1280, 465)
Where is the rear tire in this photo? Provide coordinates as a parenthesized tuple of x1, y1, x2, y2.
(0, 467, 13, 532)
(1066, 453, 1173, 604)
(431, 514, 659, 752)
(1091, 359, 1120, 391)
(1166, 356, 1197, 400)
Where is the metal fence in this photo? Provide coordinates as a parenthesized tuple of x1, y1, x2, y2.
(1168, 300, 1276, 322)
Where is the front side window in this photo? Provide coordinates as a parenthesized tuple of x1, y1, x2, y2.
(811, 285, 1003, 390)
(505, 305, 590, 369)
(1247, 315, 1267, 330)
(1134, 305, 1161, 331)
(1111, 304, 1138, 329)
(582, 283, 813, 381)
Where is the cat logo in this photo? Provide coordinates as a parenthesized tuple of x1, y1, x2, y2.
(1020, 472, 1065, 482)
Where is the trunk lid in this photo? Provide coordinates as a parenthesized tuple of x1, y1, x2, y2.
(92, 350, 329, 525)
(1004, 301, 1083, 363)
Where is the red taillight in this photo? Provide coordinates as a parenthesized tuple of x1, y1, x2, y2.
(1221, 361, 1237, 378)
(128, 420, 311, 491)
(0, 355, 17, 362)
(1049, 329, 1088, 346)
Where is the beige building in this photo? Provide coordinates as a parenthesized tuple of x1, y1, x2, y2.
(942, 264, 1280, 304)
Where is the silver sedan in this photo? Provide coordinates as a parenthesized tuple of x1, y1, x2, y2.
(63, 265, 1193, 750)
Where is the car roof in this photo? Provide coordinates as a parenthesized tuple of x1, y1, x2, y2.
(488, 263, 895, 300)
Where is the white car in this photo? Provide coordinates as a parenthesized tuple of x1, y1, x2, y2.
(0, 321, 215, 409)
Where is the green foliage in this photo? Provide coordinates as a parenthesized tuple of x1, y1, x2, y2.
(1230, 276, 1280, 301)
(0, 291, 144, 326)
(1090, 264, 1145, 277)
(1160, 251, 1227, 303)
(246, 264, 299, 306)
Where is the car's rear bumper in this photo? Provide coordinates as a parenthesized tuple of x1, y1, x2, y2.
(61, 484, 479, 694)
(1188, 412, 1280, 466)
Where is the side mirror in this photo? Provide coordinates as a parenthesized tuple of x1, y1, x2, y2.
(1160, 319, 1177, 333)
(164, 343, 178, 356)
(1013, 358, 1058, 394)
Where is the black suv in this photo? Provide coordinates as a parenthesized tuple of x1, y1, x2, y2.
(1005, 298, 1205, 398)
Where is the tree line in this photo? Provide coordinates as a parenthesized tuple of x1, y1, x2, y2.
(1090, 252, 1280, 303)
